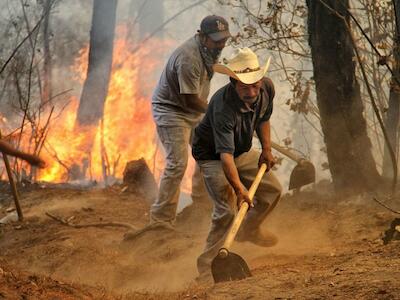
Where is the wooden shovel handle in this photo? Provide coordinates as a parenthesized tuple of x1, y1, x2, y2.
(219, 163, 267, 257)
(271, 141, 302, 163)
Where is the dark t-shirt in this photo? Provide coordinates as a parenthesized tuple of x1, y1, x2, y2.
(192, 77, 275, 161)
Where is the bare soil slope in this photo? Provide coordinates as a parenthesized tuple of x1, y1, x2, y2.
(0, 183, 399, 299)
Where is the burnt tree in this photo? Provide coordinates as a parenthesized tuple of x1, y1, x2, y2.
(129, 0, 164, 41)
(382, 0, 400, 179)
(128, 0, 164, 98)
(42, 0, 53, 105)
(75, 0, 117, 130)
(306, 0, 381, 193)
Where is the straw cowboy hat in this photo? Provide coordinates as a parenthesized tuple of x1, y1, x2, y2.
(213, 48, 271, 84)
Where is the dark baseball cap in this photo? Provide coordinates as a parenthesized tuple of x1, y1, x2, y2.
(200, 15, 231, 42)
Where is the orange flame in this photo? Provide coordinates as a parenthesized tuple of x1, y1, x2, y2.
(34, 26, 195, 193)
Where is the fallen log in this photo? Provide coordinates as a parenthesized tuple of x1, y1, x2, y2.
(122, 158, 158, 204)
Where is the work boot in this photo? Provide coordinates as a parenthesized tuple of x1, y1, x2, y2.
(149, 219, 175, 230)
(236, 228, 278, 247)
(123, 221, 174, 241)
(195, 272, 213, 285)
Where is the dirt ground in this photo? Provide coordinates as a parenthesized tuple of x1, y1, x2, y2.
(0, 181, 399, 299)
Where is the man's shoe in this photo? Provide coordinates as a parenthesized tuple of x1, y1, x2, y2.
(123, 221, 174, 241)
(195, 272, 213, 285)
(236, 228, 278, 247)
(148, 220, 175, 230)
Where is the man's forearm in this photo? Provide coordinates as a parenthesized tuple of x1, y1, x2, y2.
(184, 94, 208, 113)
(220, 153, 244, 193)
(257, 121, 272, 152)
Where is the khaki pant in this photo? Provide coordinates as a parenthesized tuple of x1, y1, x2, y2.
(150, 125, 208, 224)
(196, 149, 282, 276)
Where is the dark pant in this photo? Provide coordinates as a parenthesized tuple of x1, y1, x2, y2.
(196, 149, 282, 276)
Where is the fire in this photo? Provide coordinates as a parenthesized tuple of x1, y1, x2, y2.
(33, 26, 195, 192)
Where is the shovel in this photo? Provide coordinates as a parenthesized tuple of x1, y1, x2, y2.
(271, 141, 315, 190)
(211, 163, 267, 283)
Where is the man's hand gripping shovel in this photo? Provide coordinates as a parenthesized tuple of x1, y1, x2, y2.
(211, 163, 268, 283)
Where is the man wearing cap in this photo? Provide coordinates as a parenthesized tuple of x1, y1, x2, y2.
(149, 16, 231, 228)
(192, 48, 282, 279)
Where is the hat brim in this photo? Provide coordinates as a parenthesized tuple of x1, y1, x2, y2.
(213, 57, 271, 84)
(208, 30, 231, 42)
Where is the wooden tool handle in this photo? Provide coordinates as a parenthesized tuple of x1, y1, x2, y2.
(271, 141, 302, 163)
(219, 163, 267, 257)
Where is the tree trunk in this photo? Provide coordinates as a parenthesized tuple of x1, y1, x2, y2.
(42, 0, 52, 105)
(128, 0, 164, 42)
(128, 0, 164, 98)
(382, 1, 400, 179)
(137, 0, 164, 40)
(306, 0, 381, 193)
(75, 0, 118, 131)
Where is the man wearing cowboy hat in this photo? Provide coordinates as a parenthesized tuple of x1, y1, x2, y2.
(149, 16, 231, 228)
(192, 47, 282, 279)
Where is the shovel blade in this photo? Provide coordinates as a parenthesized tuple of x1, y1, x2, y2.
(211, 252, 251, 283)
(289, 160, 315, 190)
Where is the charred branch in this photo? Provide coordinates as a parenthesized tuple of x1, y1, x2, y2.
(45, 212, 136, 230)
